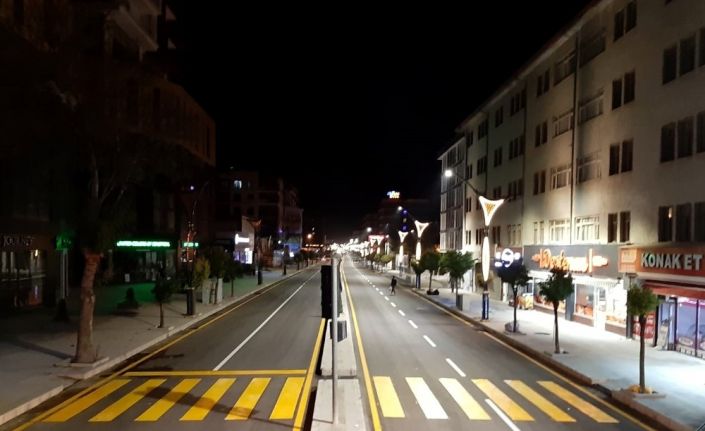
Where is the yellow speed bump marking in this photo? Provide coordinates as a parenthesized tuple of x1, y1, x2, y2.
(472, 379, 533, 421)
(270, 377, 305, 420)
(439, 378, 490, 421)
(227, 378, 270, 420)
(505, 380, 575, 422)
(124, 369, 306, 377)
(135, 378, 200, 422)
(44, 379, 131, 422)
(89, 379, 165, 422)
(181, 378, 236, 421)
(538, 381, 618, 423)
(373, 376, 405, 418)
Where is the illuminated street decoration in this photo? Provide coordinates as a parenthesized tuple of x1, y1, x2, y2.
(482, 236, 490, 282)
(234, 234, 250, 245)
(117, 240, 171, 248)
(386, 191, 400, 199)
(479, 196, 504, 226)
(182, 242, 199, 248)
(495, 248, 521, 268)
(414, 220, 429, 260)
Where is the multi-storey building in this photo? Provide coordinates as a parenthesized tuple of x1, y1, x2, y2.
(440, 0, 705, 358)
(0, 0, 215, 309)
(214, 171, 303, 264)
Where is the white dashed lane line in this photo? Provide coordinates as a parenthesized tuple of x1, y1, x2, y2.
(398, 310, 406, 316)
(445, 358, 466, 377)
(423, 335, 437, 348)
(408, 320, 418, 329)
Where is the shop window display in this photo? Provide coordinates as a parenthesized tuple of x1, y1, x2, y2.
(676, 298, 700, 353)
(575, 284, 594, 317)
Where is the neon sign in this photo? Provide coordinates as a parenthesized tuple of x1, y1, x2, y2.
(531, 248, 608, 273)
(234, 234, 250, 245)
(387, 191, 400, 199)
(117, 240, 171, 248)
(182, 242, 199, 248)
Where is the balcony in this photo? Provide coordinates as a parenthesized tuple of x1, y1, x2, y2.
(109, 3, 158, 54)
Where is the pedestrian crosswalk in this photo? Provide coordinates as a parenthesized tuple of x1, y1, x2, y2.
(373, 375, 618, 424)
(42, 373, 306, 424)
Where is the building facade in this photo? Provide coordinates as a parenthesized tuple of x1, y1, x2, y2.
(439, 0, 705, 357)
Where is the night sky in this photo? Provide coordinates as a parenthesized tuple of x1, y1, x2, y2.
(168, 1, 593, 241)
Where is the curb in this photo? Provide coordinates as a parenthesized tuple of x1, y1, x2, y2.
(405, 286, 691, 431)
(0, 268, 310, 426)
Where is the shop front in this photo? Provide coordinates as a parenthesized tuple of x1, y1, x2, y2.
(619, 245, 705, 359)
(114, 239, 176, 282)
(524, 244, 625, 335)
(0, 233, 51, 311)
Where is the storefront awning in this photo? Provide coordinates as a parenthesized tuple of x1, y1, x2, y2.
(644, 281, 705, 300)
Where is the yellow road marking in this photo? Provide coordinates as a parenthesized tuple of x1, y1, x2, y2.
(293, 318, 326, 430)
(135, 378, 200, 422)
(409, 290, 655, 431)
(472, 379, 533, 421)
(538, 381, 618, 423)
(124, 369, 306, 377)
(43, 379, 131, 422)
(16, 272, 304, 431)
(226, 377, 270, 420)
(439, 378, 490, 421)
(505, 380, 575, 422)
(89, 378, 165, 422)
(180, 378, 235, 421)
(406, 377, 448, 419)
(342, 267, 382, 431)
(373, 376, 405, 418)
(270, 377, 305, 420)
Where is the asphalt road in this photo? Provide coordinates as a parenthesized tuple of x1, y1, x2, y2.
(343, 257, 655, 431)
(13, 267, 325, 431)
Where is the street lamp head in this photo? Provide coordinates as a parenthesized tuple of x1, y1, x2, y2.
(366, 227, 372, 232)
(397, 206, 403, 211)
(444, 169, 453, 178)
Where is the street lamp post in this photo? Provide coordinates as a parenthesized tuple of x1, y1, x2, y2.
(398, 231, 408, 274)
(246, 218, 263, 285)
(444, 169, 504, 320)
(414, 220, 430, 261)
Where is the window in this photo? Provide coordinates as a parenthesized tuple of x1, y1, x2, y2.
(695, 202, 705, 241)
(475, 229, 483, 245)
(577, 152, 601, 183)
(700, 28, 705, 67)
(493, 186, 502, 199)
(495, 107, 504, 127)
(549, 219, 570, 244)
(466, 230, 472, 245)
(493, 147, 503, 167)
(233, 180, 243, 190)
(466, 131, 474, 148)
(534, 121, 548, 147)
(614, 9, 624, 41)
(612, 79, 622, 109)
(626, 2, 637, 31)
(677, 117, 694, 158)
(468, 163, 473, 179)
(554, 52, 576, 84)
(663, 45, 677, 84)
(676, 203, 692, 242)
(537, 75, 543, 97)
(508, 179, 523, 199)
(491, 226, 501, 245)
(533, 221, 540, 244)
(609, 144, 620, 175)
(533, 170, 546, 195)
(550, 163, 571, 190)
(608, 213, 618, 242)
(578, 90, 604, 124)
(466, 197, 472, 212)
(537, 69, 550, 97)
(478, 120, 488, 139)
(507, 224, 522, 246)
(680, 35, 696, 76)
(509, 135, 525, 159)
(553, 110, 574, 136)
(510, 89, 526, 115)
(624, 71, 636, 103)
(620, 211, 631, 242)
(661, 123, 676, 162)
(477, 156, 487, 174)
(580, 29, 606, 66)
(621, 140, 633, 172)
(698, 111, 705, 153)
(575, 216, 599, 242)
(658, 206, 673, 242)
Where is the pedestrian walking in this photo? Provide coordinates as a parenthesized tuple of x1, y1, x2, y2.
(390, 276, 397, 295)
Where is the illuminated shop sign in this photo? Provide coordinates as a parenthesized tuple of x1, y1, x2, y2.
(619, 246, 705, 276)
(1, 235, 34, 248)
(116, 240, 171, 248)
(234, 234, 250, 245)
(525, 245, 616, 276)
(386, 191, 400, 199)
(182, 242, 199, 248)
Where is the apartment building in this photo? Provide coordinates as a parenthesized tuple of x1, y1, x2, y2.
(439, 0, 705, 358)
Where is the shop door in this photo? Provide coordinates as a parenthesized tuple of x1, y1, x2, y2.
(657, 298, 676, 350)
(593, 287, 607, 331)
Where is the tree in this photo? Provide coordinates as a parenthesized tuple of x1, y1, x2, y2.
(410, 259, 424, 289)
(379, 254, 394, 271)
(539, 267, 574, 354)
(203, 246, 227, 280)
(153, 275, 179, 329)
(626, 284, 659, 394)
(439, 251, 475, 293)
(192, 257, 211, 291)
(293, 252, 303, 270)
(420, 250, 441, 293)
(224, 258, 244, 297)
(506, 264, 529, 333)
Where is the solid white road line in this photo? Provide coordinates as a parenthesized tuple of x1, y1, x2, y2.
(213, 273, 316, 370)
(445, 358, 466, 378)
(423, 335, 437, 348)
(408, 320, 418, 329)
(485, 398, 521, 431)
(398, 310, 405, 316)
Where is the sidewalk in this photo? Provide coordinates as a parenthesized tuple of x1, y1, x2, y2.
(0, 265, 306, 426)
(366, 264, 705, 431)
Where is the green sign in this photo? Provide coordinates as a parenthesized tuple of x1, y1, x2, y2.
(116, 240, 171, 248)
(55, 233, 73, 251)
(182, 242, 199, 248)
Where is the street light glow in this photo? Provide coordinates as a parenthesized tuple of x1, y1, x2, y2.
(444, 169, 453, 178)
